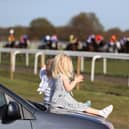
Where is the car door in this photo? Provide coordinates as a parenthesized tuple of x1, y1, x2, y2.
(0, 90, 33, 129)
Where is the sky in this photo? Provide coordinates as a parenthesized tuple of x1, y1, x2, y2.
(0, 0, 129, 31)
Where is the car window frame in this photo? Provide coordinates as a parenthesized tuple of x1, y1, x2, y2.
(0, 89, 34, 120)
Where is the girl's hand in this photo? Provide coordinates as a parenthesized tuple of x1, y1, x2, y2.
(74, 74, 84, 83)
(41, 64, 46, 69)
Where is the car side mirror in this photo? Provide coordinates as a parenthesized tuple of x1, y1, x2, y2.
(2, 101, 21, 124)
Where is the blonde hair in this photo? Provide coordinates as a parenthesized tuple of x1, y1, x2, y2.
(52, 53, 74, 79)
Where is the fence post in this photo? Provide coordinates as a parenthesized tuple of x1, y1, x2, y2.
(81, 57, 84, 72)
(40, 54, 45, 67)
(10, 52, 14, 80)
(91, 55, 101, 82)
(0, 52, 1, 64)
(25, 52, 29, 67)
(12, 51, 20, 72)
(103, 58, 107, 74)
(76, 56, 81, 90)
(34, 52, 43, 75)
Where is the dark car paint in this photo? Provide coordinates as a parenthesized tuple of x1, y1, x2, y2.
(0, 84, 114, 129)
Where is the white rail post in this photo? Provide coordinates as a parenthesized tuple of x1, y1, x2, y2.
(25, 52, 29, 67)
(103, 58, 107, 74)
(0, 52, 1, 64)
(91, 55, 101, 82)
(10, 51, 14, 80)
(34, 52, 43, 75)
(12, 51, 20, 72)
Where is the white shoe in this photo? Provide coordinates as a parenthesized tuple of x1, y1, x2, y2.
(99, 105, 113, 118)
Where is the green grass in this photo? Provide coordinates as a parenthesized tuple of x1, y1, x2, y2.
(0, 75, 42, 102)
(83, 59, 129, 77)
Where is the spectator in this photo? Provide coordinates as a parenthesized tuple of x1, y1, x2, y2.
(51, 53, 113, 118)
(37, 58, 55, 108)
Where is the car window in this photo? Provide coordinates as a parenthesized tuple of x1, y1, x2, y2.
(0, 91, 7, 107)
(21, 105, 34, 119)
(4, 93, 34, 120)
(0, 88, 34, 120)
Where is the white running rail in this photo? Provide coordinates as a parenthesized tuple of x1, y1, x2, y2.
(0, 48, 129, 81)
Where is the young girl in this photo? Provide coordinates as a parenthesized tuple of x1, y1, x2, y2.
(51, 53, 113, 118)
(37, 58, 55, 107)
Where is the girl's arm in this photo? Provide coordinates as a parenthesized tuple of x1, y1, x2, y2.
(62, 75, 84, 92)
(39, 65, 46, 79)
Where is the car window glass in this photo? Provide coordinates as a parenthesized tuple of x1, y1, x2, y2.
(5, 93, 15, 104)
(0, 91, 6, 107)
(21, 105, 34, 119)
(5, 94, 34, 119)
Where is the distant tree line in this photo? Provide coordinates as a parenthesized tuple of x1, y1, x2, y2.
(0, 12, 129, 41)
